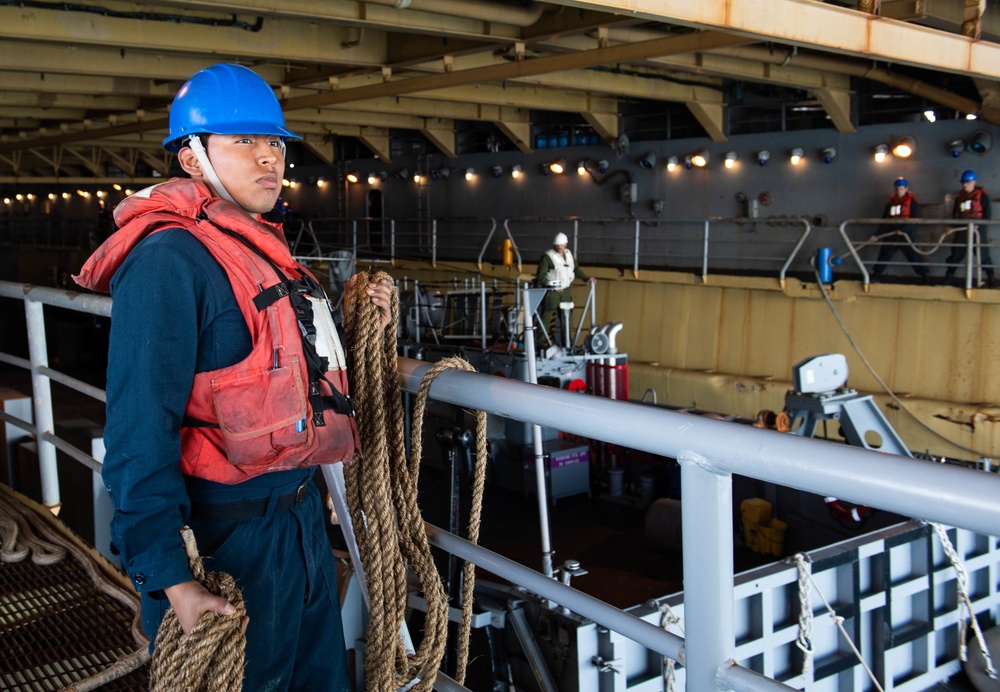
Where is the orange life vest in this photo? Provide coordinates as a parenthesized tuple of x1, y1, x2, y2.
(887, 191, 916, 219)
(956, 186, 986, 220)
(75, 178, 360, 483)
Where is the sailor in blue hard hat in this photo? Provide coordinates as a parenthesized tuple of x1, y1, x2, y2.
(944, 169, 995, 286)
(164, 63, 301, 214)
(79, 63, 393, 691)
(870, 176, 928, 282)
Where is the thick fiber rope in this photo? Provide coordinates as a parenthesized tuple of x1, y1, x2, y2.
(149, 526, 246, 692)
(0, 488, 150, 691)
(344, 270, 488, 690)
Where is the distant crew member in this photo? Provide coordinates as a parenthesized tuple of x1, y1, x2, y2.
(536, 232, 596, 347)
(870, 177, 928, 282)
(944, 169, 995, 287)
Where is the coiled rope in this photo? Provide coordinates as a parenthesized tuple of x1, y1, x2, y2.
(149, 526, 247, 691)
(344, 270, 488, 690)
(0, 487, 150, 691)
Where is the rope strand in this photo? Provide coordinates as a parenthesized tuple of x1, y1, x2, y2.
(344, 271, 488, 689)
(149, 527, 246, 692)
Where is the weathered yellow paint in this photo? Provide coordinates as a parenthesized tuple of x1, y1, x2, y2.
(370, 258, 1000, 459)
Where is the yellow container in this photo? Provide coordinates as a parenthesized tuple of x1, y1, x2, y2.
(758, 518, 788, 557)
(740, 498, 773, 526)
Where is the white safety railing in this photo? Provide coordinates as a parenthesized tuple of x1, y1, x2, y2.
(3, 279, 999, 690)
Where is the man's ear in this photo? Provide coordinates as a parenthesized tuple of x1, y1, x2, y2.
(177, 146, 203, 178)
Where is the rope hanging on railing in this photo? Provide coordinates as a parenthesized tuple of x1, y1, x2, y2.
(929, 522, 998, 680)
(792, 552, 885, 692)
(149, 527, 246, 691)
(344, 270, 488, 690)
(0, 488, 151, 691)
(650, 599, 683, 692)
(847, 226, 969, 259)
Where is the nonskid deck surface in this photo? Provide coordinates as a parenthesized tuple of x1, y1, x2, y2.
(0, 487, 148, 691)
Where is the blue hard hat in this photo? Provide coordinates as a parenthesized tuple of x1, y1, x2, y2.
(894, 177, 908, 187)
(961, 170, 979, 183)
(163, 64, 300, 152)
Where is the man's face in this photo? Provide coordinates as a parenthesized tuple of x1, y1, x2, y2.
(204, 134, 285, 214)
(555, 243, 568, 254)
(963, 180, 977, 193)
(895, 185, 907, 196)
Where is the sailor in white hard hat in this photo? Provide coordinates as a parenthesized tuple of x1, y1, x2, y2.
(535, 232, 596, 347)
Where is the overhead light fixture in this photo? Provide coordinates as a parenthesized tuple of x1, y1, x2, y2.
(789, 147, 804, 165)
(491, 165, 503, 178)
(549, 158, 566, 174)
(638, 151, 657, 169)
(511, 164, 523, 179)
(464, 167, 475, 181)
(395, 168, 410, 180)
(26, 193, 35, 201)
(47, 193, 56, 201)
(317, 177, 327, 188)
(724, 151, 737, 169)
(947, 139, 966, 158)
(892, 135, 916, 158)
(756, 150, 770, 166)
(596, 159, 609, 174)
(666, 156, 679, 172)
(967, 130, 992, 155)
(288, 180, 298, 189)
(924, 110, 937, 122)
(61, 192, 70, 200)
(966, 114, 978, 120)
(691, 149, 709, 167)
(367, 172, 377, 184)
(577, 161, 587, 176)
(346, 171, 359, 183)
(873, 144, 889, 163)
(15, 193, 23, 201)
(413, 171, 423, 183)
(821, 146, 837, 164)
(112, 183, 122, 191)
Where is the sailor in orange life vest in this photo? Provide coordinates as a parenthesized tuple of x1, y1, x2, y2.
(73, 64, 391, 690)
(870, 177, 929, 282)
(944, 169, 996, 287)
(535, 232, 596, 347)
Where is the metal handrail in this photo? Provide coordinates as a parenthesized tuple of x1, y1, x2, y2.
(5, 279, 1000, 690)
(840, 217, 1000, 289)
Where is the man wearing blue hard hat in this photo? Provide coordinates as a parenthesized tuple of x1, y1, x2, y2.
(75, 63, 391, 689)
(871, 177, 929, 283)
(944, 169, 995, 287)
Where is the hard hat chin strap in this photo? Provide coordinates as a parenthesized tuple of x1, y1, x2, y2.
(187, 135, 240, 208)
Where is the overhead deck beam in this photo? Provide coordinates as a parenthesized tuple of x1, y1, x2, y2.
(554, 0, 1000, 80)
(280, 31, 755, 110)
(0, 5, 390, 67)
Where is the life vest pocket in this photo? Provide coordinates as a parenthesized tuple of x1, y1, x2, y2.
(211, 355, 310, 466)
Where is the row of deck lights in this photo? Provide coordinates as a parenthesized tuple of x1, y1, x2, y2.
(3, 185, 135, 205)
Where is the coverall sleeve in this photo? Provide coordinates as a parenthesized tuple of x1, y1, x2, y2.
(102, 233, 209, 594)
(536, 253, 553, 285)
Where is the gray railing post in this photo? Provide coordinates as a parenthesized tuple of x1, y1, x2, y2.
(633, 219, 640, 275)
(432, 219, 437, 267)
(702, 220, 711, 278)
(24, 298, 60, 511)
(679, 450, 735, 691)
